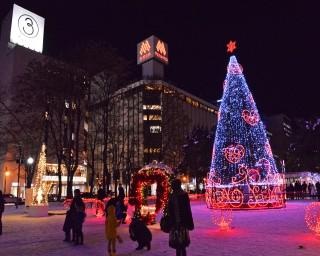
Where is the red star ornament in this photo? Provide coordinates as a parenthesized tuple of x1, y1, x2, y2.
(226, 40, 237, 53)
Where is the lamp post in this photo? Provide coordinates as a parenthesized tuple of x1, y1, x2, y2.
(4, 170, 10, 194)
(26, 157, 34, 189)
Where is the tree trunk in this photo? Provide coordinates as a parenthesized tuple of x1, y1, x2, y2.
(66, 174, 74, 198)
(89, 154, 95, 194)
(57, 157, 62, 201)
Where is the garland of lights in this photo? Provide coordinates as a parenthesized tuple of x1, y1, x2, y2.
(206, 55, 285, 210)
(131, 163, 173, 216)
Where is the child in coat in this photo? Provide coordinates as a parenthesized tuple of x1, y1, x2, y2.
(129, 217, 152, 250)
(105, 205, 121, 256)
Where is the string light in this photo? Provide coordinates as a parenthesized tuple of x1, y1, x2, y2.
(206, 55, 285, 209)
(305, 202, 320, 236)
(130, 161, 174, 220)
(33, 144, 50, 205)
(212, 209, 233, 231)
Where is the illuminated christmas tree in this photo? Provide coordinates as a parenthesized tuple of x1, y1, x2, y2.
(206, 54, 285, 209)
(33, 144, 51, 205)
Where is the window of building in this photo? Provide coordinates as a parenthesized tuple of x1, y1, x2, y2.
(150, 125, 162, 133)
(143, 105, 162, 110)
(144, 148, 161, 153)
(186, 97, 192, 104)
(149, 115, 162, 120)
(145, 85, 162, 91)
(143, 115, 148, 120)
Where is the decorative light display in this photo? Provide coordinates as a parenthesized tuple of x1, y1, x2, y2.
(206, 55, 285, 209)
(226, 40, 237, 53)
(130, 161, 174, 221)
(63, 197, 109, 217)
(305, 202, 320, 236)
(223, 144, 245, 163)
(242, 110, 259, 126)
(212, 209, 233, 231)
(33, 144, 50, 205)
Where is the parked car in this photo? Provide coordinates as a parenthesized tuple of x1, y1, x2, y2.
(3, 194, 24, 205)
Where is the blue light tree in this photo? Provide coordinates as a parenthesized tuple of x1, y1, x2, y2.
(206, 55, 285, 209)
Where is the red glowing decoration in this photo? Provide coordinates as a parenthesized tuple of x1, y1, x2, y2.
(242, 110, 259, 126)
(223, 144, 245, 163)
(226, 40, 237, 53)
(206, 165, 285, 209)
(212, 209, 233, 231)
(130, 161, 173, 219)
(305, 202, 320, 236)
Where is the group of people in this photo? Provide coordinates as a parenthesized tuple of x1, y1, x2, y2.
(63, 189, 86, 245)
(286, 180, 320, 200)
(104, 179, 194, 256)
(1, 179, 195, 256)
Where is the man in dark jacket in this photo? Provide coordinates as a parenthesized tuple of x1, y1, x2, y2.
(0, 190, 5, 235)
(168, 179, 194, 256)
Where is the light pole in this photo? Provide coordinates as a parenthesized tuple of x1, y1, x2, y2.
(26, 157, 34, 189)
(4, 170, 10, 194)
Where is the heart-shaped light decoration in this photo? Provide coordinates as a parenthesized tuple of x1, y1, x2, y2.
(242, 110, 259, 126)
(223, 144, 245, 163)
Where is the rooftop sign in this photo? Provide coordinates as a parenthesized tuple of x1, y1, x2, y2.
(10, 4, 45, 53)
(137, 35, 168, 65)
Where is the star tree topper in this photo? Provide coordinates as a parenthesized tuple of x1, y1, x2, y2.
(226, 40, 237, 53)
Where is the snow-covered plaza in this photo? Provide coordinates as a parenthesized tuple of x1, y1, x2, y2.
(1, 200, 320, 256)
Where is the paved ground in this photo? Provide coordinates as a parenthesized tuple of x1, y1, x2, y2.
(1, 200, 320, 256)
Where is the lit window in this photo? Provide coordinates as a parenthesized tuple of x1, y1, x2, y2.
(144, 148, 161, 153)
(143, 105, 162, 110)
(192, 100, 199, 107)
(208, 108, 214, 113)
(186, 97, 192, 104)
(149, 115, 162, 120)
(143, 115, 148, 120)
(150, 126, 162, 133)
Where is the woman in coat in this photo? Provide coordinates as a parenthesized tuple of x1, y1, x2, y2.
(168, 179, 194, 256)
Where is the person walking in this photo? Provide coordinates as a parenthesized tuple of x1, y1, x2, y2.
(168, 179, 194, 256)
(0, 190, 5, 235)
(70, 189, 86, 245)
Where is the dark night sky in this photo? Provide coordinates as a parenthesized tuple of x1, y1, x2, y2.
(1, 1, 319, 117)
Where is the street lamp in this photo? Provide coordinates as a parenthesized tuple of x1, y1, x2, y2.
(4, 170, 10, 194)
(27, 157, 34, 165)
(26, 157, 34, 188)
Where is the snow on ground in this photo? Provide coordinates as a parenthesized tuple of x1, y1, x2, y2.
(0, 200, 320, 256)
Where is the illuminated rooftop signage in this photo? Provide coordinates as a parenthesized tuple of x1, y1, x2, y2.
(10, 4, 45, 53)
(137, 35, 168, 65)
